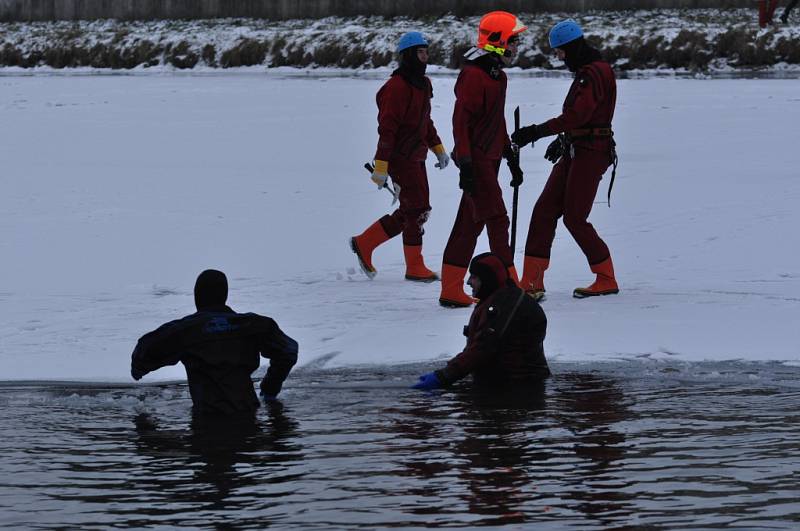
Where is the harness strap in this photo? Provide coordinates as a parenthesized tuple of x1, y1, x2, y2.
(498, 290, 527, 339)
(565, 127, 618, 207)
(569, 127, 613, 138)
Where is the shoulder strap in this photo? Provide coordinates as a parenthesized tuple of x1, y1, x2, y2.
(498, 290, 526, 339)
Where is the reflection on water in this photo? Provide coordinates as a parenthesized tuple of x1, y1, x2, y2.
(1, 361, 799, 528)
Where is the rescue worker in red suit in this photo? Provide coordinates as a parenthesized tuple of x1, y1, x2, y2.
(512, 20, 620, 300)
(351, 32, 450, 282)
(439, 11, 527, 308)
(412, 252, 550, 390)
(758, 0, 781, 27)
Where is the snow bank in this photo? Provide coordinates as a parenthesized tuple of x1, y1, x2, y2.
(0, 9, 799, 73)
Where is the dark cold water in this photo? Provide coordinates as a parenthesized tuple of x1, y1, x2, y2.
(1, 361, 799, 529)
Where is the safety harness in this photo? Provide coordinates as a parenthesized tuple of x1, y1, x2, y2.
(566, 126, 619, 207)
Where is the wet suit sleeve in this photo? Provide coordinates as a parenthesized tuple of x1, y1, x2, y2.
(130, 317, 192, 379)
(374, 78, 410, 162)
(437, 305, 503, 385)
(452, 68, 484, 161)
(256, 318, 299, 397)
(545, 66, 605, 134)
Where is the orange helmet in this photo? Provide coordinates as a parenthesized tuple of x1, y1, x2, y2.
(476, 11, 527, 56)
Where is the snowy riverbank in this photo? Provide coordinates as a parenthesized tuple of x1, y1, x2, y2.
(1, 9, 799, 73)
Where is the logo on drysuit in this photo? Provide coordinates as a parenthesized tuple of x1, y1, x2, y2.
(203, 317, 240, 334)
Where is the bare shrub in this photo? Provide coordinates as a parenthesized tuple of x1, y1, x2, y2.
(448, 43, 471, 69)
(714, 28, 754, 58)
(131, 40, 163, 67)
(202, 44, 216, 66)
(339, 48, 369, 68)
(426, 40, 445, 64)
(371, 50, 392, 67)
(774, 36, 800, 63)
(664, 30, 710, 69)
(167, 40, 198, 69)
(44, 46, 82, 68)
(220, 39, 267, 67)
(516, 53, 550, 69)
(0, 43, 24, 66)
(311, 43, 346, 67)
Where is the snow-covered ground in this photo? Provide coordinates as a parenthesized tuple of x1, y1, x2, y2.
(1, 72, 798, 382)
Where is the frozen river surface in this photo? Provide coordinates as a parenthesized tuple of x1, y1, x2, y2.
(1, 73, 798, 381)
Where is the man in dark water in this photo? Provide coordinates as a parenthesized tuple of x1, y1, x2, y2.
(131, 269, 298, 414)
(412, 252, 550, 390)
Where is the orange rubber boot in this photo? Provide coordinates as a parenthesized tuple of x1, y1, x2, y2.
(520, 256, 549, 301)
(507, 265, 520, 287)
(573, 256, 619, 298)
(403, 245, 439, 282)
(439, 264, 475, 308)
(350, 221, 390, 279)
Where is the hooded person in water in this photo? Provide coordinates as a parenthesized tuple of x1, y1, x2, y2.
(131, 269, 298, 415)
(412, 252, 550, 390)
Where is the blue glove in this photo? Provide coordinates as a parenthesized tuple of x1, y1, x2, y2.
(411, 372, 441, 390)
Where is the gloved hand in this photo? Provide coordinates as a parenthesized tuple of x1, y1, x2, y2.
(411, 372, 442, 390)
(511, 124, 539, 149)
(432, 144, 450, 170)
(131, 365, 147, 381)
(458, 159, 475, 196)
(503, 144, 523, 187)
(507, 159, 523, 187)
(370, 160, 389, 188)
(544, 137, 563, 163)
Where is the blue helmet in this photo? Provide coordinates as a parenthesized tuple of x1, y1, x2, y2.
(397, 32, 428, 53)
(549, 19, 583, 49)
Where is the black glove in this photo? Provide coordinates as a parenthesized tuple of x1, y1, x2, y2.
(511, 124, 537, 148)
(544, 137, 564, 164)
(131, 365, 147, 381)
(508, 160, 523, 187)
(458, 159, 475, 196)
(503, 144, 523, 187)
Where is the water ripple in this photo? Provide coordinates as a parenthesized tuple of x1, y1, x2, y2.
(0, 361, 798, 528)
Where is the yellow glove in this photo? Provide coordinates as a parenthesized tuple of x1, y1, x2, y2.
(370, 160, 388, 188)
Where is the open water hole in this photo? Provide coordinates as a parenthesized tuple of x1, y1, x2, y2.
(0, 360, 798, 529)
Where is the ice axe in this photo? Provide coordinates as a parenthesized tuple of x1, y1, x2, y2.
(510, 106, 521, 256)
(364, 163, 400, 205)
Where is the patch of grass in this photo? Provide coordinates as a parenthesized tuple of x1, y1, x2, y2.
(371, 50, 392, 68)
(338, 48, 369, 68)
(201, 44, 216, 66)
(44, 46, 83, 68)
(310, 43, 346, 67)
(448, 43, 471, 69)
(0, 43, 24, 66)
(774, 36, 800, 63)
(220, 38, 267, 67)
(111, 28, 130, 45)
(167, 40, 198, 69)
(55, 23, 84, 42)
